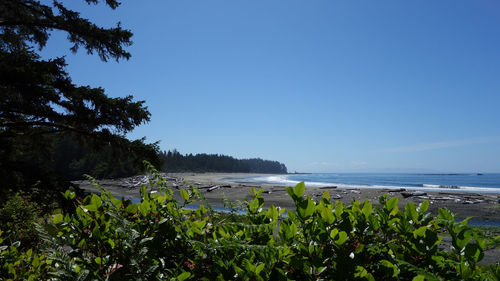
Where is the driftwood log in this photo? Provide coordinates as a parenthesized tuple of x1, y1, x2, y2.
(401, 191, 427, 198)
(320, 186, 338, 189)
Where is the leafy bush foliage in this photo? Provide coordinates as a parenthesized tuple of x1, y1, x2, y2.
(1, 164, 500, 280)
(0, 192, 43, 250)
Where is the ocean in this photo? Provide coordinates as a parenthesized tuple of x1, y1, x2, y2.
(222, 173, 500, 194)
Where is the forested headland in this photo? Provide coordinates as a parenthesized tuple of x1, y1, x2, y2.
(51, 142, 288, 180)
(161, 150, 288, 174)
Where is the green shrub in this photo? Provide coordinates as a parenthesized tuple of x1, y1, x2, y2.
(1, 164, 500, 280)
(0, 231, 51, 281)
(0, 192, 42, 249)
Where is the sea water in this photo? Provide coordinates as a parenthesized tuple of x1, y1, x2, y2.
(223, 173, 500, 194)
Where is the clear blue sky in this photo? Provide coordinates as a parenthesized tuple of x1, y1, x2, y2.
(40, 0, 500, 173)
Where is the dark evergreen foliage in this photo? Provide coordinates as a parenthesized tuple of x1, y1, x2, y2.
(161, 150, 288, 174)
(0, 0, 161, 199)
(51, 136, 162, 180)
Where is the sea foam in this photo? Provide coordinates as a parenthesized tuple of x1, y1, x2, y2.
(225, 174, 500, 194)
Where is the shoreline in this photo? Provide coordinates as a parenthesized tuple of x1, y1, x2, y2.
(219, 173, 500, 194)
(75, 172, 500, 222)
(74, 172, 500, 266)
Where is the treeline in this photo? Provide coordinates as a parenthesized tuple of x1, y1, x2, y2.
(161, 150, 288, 174)
(1, 0, 159, 202)
(51, 137, 162, 180)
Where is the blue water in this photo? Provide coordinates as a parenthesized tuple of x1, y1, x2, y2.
(226, 173, 500, 194)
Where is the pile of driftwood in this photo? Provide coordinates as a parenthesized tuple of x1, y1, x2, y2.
(399, 191, 494, 205)
(119, 173, 177, 188)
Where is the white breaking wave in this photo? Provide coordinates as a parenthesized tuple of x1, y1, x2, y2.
(252, 175, 334, 187)
(235, 175, 500, 194)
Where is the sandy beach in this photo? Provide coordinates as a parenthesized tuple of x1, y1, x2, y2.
(75, 172, 500, 222)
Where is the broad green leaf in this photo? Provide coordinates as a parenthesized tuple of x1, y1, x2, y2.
(289, 223, 298, 237)
(251, 186, 257, 196)
(456, 229, 473, 249)
(335, 231, 348, 245)
(77, 239, 86, 248)
(321, 207, 335, 224)
(32, 255, 39, 268)
(405, 202, 418, 222)
(83, 204, 97, 212)
(472, 231, 487, 249)
(412, 275, 425, 281)
(280, 223, 292, 239)
(321, 190, 330, 202)
(267, 205, 278, 220)
(234, 265, 244, 275)
(386, 197, 398, 212)
(286, 186, 295, 199)
(413, 226, 428, 238)
(330, 228, 339, 239)
(294, 182, 306, 198)
(418, 200, 429, 213)
(432, 256, 445, 265)
(256, 263, 265, 275)
(51, 214, 63, 224)
(177, 272, 191, 281)
(298, 196, 315, 218)
(334, 204, 344, 218)
(154, 194, 167, 204)
(125, 204, 138, 214)
(248, 197, 260, 213)
(251, 187, 263, 196)
(308, 244, 315, 254)
(110, 197, 122, 208)
(305, 196, 315, 217)
(193, 220, 206, 230)
(218, 228, 228, 238)
(90, 194, 102, 208)
(180, 188, 190, 202)
(92, 225, 101, 239)
(438, 208, 454, 222)
(138, 201, 151, 217)
(64, 190, 75, 200)
(464, 243, 483, 263)
(356, 266, 366, 277)
(355, 266, 374, 280)
(380, 260, 399, 277)
(362, 200, 372, 218)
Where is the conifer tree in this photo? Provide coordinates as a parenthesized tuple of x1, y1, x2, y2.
(0, 0, 161, 197)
